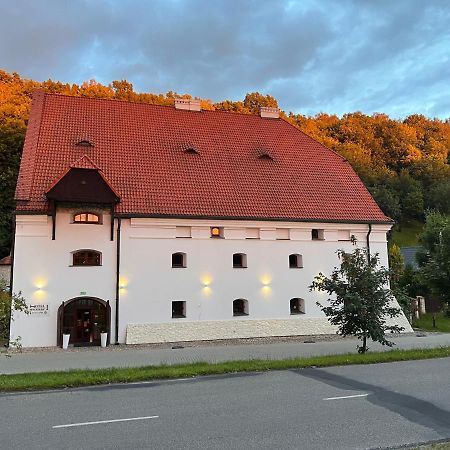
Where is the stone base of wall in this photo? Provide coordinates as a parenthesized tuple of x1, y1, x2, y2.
(125, 308, 413, 344)
(126, 318, 340, 344)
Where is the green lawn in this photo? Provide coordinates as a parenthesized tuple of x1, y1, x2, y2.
(413, 312, 450, 333)
(1, 346, 450, 393)
(390, 220, 424, 248)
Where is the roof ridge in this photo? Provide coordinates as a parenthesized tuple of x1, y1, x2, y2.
(35, 91, 284, 120)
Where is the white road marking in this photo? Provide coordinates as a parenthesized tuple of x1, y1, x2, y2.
(323, 394, 369, 401)
(52, 415, 159, 429)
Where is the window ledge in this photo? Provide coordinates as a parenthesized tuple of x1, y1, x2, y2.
(72, 222, 102, 225)
(69, 265, 103, 267)
(233, 313, 249, 317)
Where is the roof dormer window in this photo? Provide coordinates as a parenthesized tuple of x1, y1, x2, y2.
(76, 139, 94, 147)
(184, 147, 200, 155)
(259, 153, 273, 161)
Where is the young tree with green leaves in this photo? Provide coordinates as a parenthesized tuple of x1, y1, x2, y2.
(310, 247, 404, 353)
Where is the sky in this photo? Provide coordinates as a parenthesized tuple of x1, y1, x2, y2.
(1, 0, 450, 119)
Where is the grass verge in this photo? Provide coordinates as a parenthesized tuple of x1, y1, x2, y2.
(1, 346, 450, 393)
(414, 313, 450, 333)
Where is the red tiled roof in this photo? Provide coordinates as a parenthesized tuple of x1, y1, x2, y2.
(0, 255, 12, 265)
(70, 154, 100, 170)
(15, 91, 391, 223)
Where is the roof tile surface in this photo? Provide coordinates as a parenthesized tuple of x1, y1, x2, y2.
(15, 92, 390, 223)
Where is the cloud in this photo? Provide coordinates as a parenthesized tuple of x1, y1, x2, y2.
(1, 0, 449, 118)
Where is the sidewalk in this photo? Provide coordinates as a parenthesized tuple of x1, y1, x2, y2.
(1, 332, 450, 375)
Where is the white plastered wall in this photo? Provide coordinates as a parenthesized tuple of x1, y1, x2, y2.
(11, 213, 412, 347)
(10, 211, 116, 347)
(119, 218, 412, 344)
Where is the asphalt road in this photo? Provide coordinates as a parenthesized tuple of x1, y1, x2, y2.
(2, 358, 450, 450)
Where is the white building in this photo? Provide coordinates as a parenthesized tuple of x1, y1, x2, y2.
(10, 92, 412, 347)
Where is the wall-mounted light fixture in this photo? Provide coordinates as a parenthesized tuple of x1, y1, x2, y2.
(260, 274, 272, 298)
(32, 278, 48, 301)
(201, 275, 213, 297)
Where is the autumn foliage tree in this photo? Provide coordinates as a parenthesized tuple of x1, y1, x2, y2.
(0, 69, 449, 257)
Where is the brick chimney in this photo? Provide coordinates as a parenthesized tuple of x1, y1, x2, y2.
(260, 107, 280, 118)
(174, 98, 201, 111)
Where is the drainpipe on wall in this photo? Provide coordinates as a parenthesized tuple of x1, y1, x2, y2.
(6, 215, 16, 348)
(115, 217, 121, 345)
(366, 223, 372, 262)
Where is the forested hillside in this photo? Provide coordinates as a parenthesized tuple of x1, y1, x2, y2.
(1, 70, 449, 257)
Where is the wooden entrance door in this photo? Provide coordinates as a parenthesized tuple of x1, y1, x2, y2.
(75, 308, 94, 344)
(58, 297, 110, 347)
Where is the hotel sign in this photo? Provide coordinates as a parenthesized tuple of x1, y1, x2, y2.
(29, 304, 49, 315)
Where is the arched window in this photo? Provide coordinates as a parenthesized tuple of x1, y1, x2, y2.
(172, 252, 187, 268)
(72, 250, 102, 266)
(233, 253, 247, 268)
(289, 254, 303, 268)
(233, 299, 249, 316)
(290, 298, 305, 315)
(73, 212, 101, 224)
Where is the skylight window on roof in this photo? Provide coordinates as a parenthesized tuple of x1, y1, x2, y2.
(76, 139, 94, 147)
(184, 147, 200, 155)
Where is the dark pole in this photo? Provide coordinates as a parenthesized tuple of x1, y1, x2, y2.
(366, 223, 372, 262)
(6, 215, 16, 348)
(115, 217, 121, 345)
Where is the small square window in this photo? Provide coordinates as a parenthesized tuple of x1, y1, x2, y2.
(233, 299, 249, 316)
(172, 252, 186, 268)
(289, 254, 303, 268)
(290, 298, 305, 315)
(172, 301, 186, 318)
(312, 229, 324, 240)
(233, 253, 247, 268)
(211, 227, 223, 238)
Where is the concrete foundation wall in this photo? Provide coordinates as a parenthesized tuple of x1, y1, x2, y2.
(126, 318, 339, 344)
